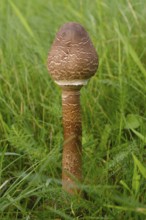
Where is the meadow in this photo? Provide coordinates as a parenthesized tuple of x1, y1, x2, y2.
(0, 0, 146, 219)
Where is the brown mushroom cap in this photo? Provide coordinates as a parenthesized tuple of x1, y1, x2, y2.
(48, 22, 98, 86)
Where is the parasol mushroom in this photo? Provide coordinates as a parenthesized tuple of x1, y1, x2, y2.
(48, 22, 98, 194)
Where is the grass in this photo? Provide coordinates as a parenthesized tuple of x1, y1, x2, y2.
(0, 0, 146, 219)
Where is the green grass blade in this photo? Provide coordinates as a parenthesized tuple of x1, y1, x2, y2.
(132, 154, 146, 179)
(132, 159, 140, 195)
(115, 26, 146, 78)
(9, 0, 34, 38)
(131, 129, 146, 143)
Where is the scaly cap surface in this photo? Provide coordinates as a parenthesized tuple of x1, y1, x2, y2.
(48, 22, 98, 86)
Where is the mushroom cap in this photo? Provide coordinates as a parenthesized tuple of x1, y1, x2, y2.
(48, 22, 98, 86)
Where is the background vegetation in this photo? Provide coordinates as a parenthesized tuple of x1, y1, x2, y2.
(0, 0, 146, 219)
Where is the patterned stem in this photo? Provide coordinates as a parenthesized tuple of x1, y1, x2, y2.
(62, 88, 82, 194)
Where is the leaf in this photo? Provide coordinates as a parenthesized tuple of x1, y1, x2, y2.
(124, 114, 141, 130)
(104, 204, 146, 214)
(132, 154, 146, 179)
(0, 152, 20, 156)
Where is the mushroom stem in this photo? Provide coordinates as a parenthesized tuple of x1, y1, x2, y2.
(62, 88, 82, 194)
